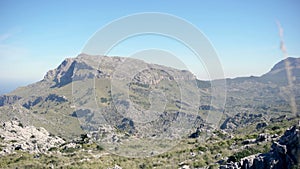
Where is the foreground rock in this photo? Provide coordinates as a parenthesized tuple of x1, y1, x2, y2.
(0, 119, 65, 155)
(220, 122, 300, 169)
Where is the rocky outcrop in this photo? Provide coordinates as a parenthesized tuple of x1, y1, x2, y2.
(45, 94, 67, 102)
(0, 95, 21, 106)
(0, 120, 65, 156)
(242, 133, 279, 145)
(220, 113, 265, 131)
(256, 122, 268, 130)
(45, 58, 78, 87)
(22, 96, 43, 109)
(43, 54, 197, 89)
(22, 94, 67, 109)
(44, 56, 98, 88)
(220, 122, 300, 169)
(270, 115, 287, 123)
(117, 118, 135, 134)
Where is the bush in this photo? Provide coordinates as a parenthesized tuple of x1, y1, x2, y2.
(272, 126, 280, 130)
(197, 146, 207, 152)
(96, 145, 104, 151)
(48, 147, 58, 152)
(193, 160, 206, 168)
(229, 148, 261, 162)
(61, 147, 77, 153)
(100, 97, 108, 103)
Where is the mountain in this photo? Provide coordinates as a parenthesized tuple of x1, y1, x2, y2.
(0, 54, 299, 168)
(1, 55, 300, 136)
(226, 57, 300, 85)
(0, 54, 209, 156)
(221, 57, 300, 126)
(260, 57, 300, 85)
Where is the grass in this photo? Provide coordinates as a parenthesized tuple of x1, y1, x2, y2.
(1, 72, 299, 168)
(0, 113, 298, 168)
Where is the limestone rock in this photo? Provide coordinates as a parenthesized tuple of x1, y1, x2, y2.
(220, 122, 300, 169)
(0, 120, 65, 156)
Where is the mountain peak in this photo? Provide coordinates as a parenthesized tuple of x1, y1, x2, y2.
(43, 57, 77, 87)
(270, 57, 300, 73)
(42, 54, 196, 88)
(261, 57, 300, 84)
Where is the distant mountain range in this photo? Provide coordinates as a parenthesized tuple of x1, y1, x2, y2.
(224, 57, 300, 117)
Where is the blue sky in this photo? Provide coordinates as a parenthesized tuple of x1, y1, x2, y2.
(0, 0, 300, 94)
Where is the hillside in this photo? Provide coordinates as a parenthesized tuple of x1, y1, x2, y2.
(0, 55, 299, 168)
(0, 54, 208, 157)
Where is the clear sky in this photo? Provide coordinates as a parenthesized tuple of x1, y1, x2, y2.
(0, 0, 300, 94)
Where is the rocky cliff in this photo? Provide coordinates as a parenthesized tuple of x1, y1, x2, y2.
(220, 122, 300, 169)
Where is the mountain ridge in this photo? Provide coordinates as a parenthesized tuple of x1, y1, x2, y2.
(3, 55, 300, 97)
(0, 54, 299, 168)
(1, 55, 299, 134)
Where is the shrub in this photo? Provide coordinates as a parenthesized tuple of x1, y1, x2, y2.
(197, 146, 207, 152)
(272, 126, 280, 130)
(229, 148, 261, 162)
(61, 147, 77, 153)
(96, 145, 104, 151)
(100, 97, 108, 103)
(193, 160, 206, 168)
(48, 147, 58, 152)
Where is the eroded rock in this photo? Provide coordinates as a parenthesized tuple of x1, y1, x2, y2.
(221, 123, 300, 169)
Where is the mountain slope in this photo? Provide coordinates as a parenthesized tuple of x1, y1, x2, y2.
(0, 54, 300, 165)
(0, 54, 204, 146)
(220, 57, 300, 130)
(261, 57, 300, 85)
(1, 55, 299, 138)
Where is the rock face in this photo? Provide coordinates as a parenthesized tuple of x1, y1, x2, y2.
(220, 113, 265, 131)
(22, 94, 68, 109)
(256, 122, 268, 130)
(220, 123, 300, 169)
(0, 119, 65, 156)
(0, 95, 21, 106)
(43, 54, 196, 88)
(242, 133, 279, 146)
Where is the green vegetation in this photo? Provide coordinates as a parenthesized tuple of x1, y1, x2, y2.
(228, 148, 261, 162)
(2, 118, 296, 168)
(0, 51, 298, 169)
